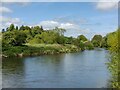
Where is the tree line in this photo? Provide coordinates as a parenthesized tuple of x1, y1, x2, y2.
(2, 24, 107, 50)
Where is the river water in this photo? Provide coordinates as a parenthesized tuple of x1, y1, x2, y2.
(2, 48, 111, 88)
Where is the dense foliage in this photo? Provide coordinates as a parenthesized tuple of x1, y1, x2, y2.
(91, 35, 103, 47)
(107, 29, 120, 88)
(2, 24, 96, 57)
(101, 36, 108, 48)
(2, 30, 27, 46)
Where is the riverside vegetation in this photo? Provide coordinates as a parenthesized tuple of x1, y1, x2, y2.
(1, 24, 98, 57)
(106, 29, 120, 88)
(1, 24, 120, 88)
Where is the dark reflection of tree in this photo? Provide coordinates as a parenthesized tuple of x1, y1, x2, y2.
(40, 54, 66, 81)
(2, 57, 24, 75)
(2, 57, 25, 88)
(42, 54, 65, 64)
(35, 54, 66, 78)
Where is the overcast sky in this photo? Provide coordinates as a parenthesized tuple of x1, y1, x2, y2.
(0, 1, 118, 39)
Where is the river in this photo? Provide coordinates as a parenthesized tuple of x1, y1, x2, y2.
(2, 48, 111, 88)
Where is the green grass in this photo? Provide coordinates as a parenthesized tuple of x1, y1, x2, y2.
(2, 44, 81, 57)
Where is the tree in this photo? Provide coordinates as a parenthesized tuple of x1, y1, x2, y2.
(56, 35, 65, 44)
(16, 26, 18, 30)
(79, 41, 85, 51)
(2, 29, 5, 33)
(24, 26, 31, 30)
(73, 38, 80, 47)
(31, 26, 43, 37)
(20, 25, 25, 30)
(22, 30, 33, 43)
(101, 36, 108, 48)
(14, 31, 27, 46)
(77, 35, 88, 42)
(8, 24, 15, 31)
(84, 41, 94, 50)
(2, 30, 27, 46)
(91, 35, 102, 47)
(54, 27, 66, 36)
(64, 36, 74, 44)
(41, 26, 44, 31)
(29, 30, 59, 44)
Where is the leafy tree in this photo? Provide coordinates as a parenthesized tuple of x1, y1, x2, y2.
(73, 35, 88, 49)
(2, 31, 14, 47)
(29, 30, 59, 44)
(25, 26, 31, 30)
(107, 29, 120, 88)
(23, 30, 33, 43)
(73, 38, 80, 47)
(77, 35, 88, 42)
(16, 26, 18, 30)
(101, 36, 108, 48)
(29, 34, 43, 44)
(64, 36, 74, 44)
(20, 25, 25, 30)
(6, 27, 9, 31)
(84, 41, 94, 50)
(31, 26, 43, 37)
(14, 31, 27, 46)
(79, 41, 85, 51)
(56, 35, 65, 44)
(91, 35, 102, 47)
(2, 30, 27, 46)
(53, 27, 66, 36)
(2, 29, 5, 33)
(41, 26, 44, 31)
(7, 24, 15, 31)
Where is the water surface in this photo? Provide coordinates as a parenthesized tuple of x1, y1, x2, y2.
(2, 48, 111, 88)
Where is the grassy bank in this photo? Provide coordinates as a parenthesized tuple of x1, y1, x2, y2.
(2, 44, 81, 57)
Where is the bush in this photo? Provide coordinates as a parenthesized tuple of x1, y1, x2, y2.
(84, 41, 94, 50)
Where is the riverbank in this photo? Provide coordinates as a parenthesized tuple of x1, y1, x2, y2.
(2, 44, 81, 58)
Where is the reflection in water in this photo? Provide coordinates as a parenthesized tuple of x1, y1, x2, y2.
(2, 57, 25, 87)
(2, 49, 111, 88)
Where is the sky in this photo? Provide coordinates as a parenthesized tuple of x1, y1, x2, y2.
(0, 1, 118, 39)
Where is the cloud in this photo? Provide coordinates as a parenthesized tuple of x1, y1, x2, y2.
(54, 16, 88, 25)
(38, 20, 76, 30)
(0, 6, 12, 13)
(60, 23, 74, 29)
(59, 23, 90, 34)
(0, 16, 21, 24)
(0, 16, 24, 31)
(37, 20, 90, 37)
(96, 0, 118, 11)
(38, 21, 59, 30)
